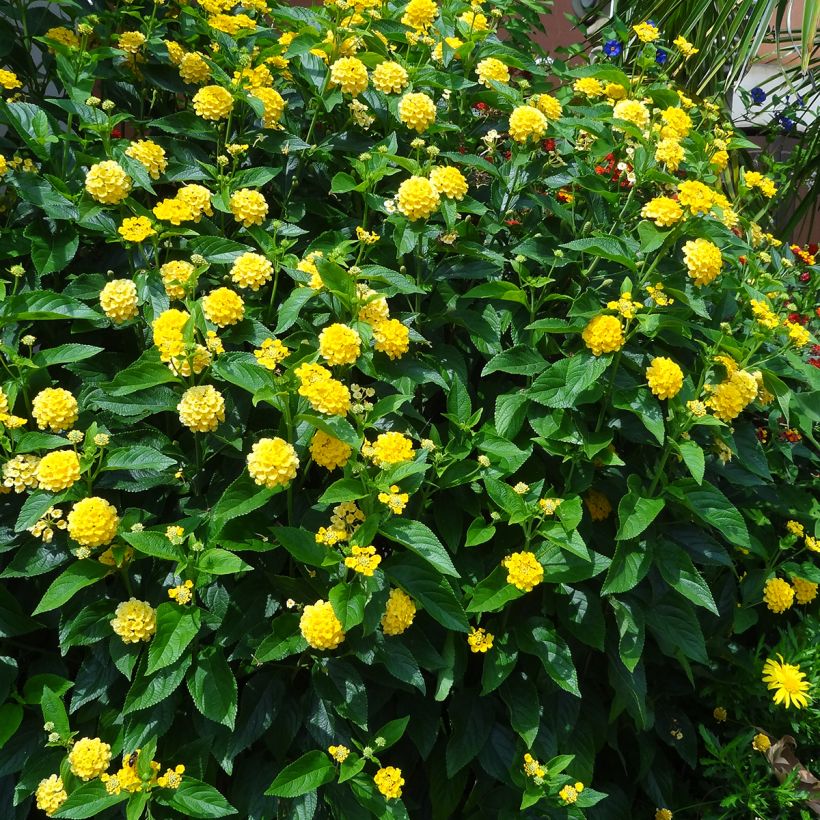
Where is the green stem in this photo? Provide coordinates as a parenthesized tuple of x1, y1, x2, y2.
(648, 443, 672, 496)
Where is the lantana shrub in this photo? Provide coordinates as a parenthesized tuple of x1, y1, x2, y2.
(0, 2, 819, 818)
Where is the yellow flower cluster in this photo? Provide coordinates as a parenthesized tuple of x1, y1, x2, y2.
(364, 432, 415, 467)
(111, 598, 157, 643)
(763, 577, 794, 613)
(398, 92, 437, 132)
(373, 318, 410, 359)
(231, 252, 273, 291)
(295, 362, 351, 416)
(2, 454, 40, 493)
(381, 588, 416, 635)
(476, 57, 509, 86)
(582, 314, 624, 356)
(467, 626, 494, 653)
(100, 279, 139, 323)
(254, 337, 290, 370)
(378, 484, 409, 514)
(247, 437, 299, 488)
(85, 160, 132, 204)
(374, 766, 404, 800)
(793, 577, 818, 605)
(429, 166, 468, 200)
(153, 197, 194, 225)
(310, 430, 352, 470)
(396, 175, 441, 220)
(682, 238, 722, 286)
(613, 99, 650, 129)
(69, 737, 112, 780)
(319, 323, 362, 365)
(35, 775, 67, 817)
(328, 745, 350, 763)
(300, 599, 346, 649)
(344, 545, 382, 576)
(177, 385, 225, 432)
(584, 489, 611, 520)
(229, 188, 269, 226)
(646, 357, 684, 400)
(330, 56, 368, 95)
(168, 579, 194, 605)
(509, 105, 547, 143)
(33, 387, 78, 432)
(750, 298, 779, 329)
(192, 84, 234, 120)
(502, 551, 544, 592)
(36, 450, 81, 492)
(252, 86, 287, 127)
(744, 170, 777, 198)
(161, 260, 195, 300)
(372, 61, 409, 93)
(118, 216, 155, 242)
(202, 287, 245, 327)
(523, 753, 545, 778)
(706, 368, 757, 422)
(68, 496, 120, 547)
(641, 196, 683, 227)
(125, 139, 167, 179)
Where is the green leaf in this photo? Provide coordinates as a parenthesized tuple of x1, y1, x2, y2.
(105, 350, 180, 396)
(162, 779, 237, 818)
(666, 480, 751, 548)
(0, 703, 22, 749)
(380, 518, 459, 578)
(373, 716, 410, 750)
(465, 518, 495, 547)
(481, 638, 518, 695)
(616, 490, 665, 541)
(121, 531, 184, 562)
(482, 346, 548, 377)
(601, 541, 651, 595)
(146, 604, 201, 675)
(187, 646, 238, 728)
(265, 750, 336, 797)
(329, 582, 366, 630)
(187, 235, 254, 264)
(560, 236, 637, 271)
(276, 526, 332, 567)
(0, 290, 97, 323)
(463, 281, 528, 305)
(529, 354, 610, 409)
(209, 471, 276, 537)
(52, 781, 128, 818)
(197, 549, 253, 575)
(32, 344, 103, 367)
(28, 222, 79, 275)
(255, 613, 308, 662)
(657, 542, 718, 614)
(386, 554, 469, 632)
(104, 446, 177, 472)
(609, 598, 645, 672)
(675, 440, 705, 484)
(467, 566, 524, 613)
(501, 676, 540, 747)
(517, 621, 580, 697)
(299, 413, 361, 450)
(318, 478, 368, 504)
(124, 655, 192, 714)
(40, 685, 70, 739)
(33, 561, 109, 615)
(649, 599, 708, 664)
(212, 352, 270, 395)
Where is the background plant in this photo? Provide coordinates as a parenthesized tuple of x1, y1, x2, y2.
(0, 2, 818, 819)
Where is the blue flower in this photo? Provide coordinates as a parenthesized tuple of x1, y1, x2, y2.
(655, 49, 668, 65)
(750, 86, 766, 105)
(603, 40, 621, 58)
(778, 114, 795, 132)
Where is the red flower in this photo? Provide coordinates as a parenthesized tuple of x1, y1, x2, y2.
(809, 357, 820, 368)
(473, 102, 488, 112)
(787, 313, 808, 325)
(111, 126, 123, 138)
(800, 272, 811, 282)
(739, 256, 747, 265)
(543, 138, 556, 152)
(505, 218, 521, 226)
